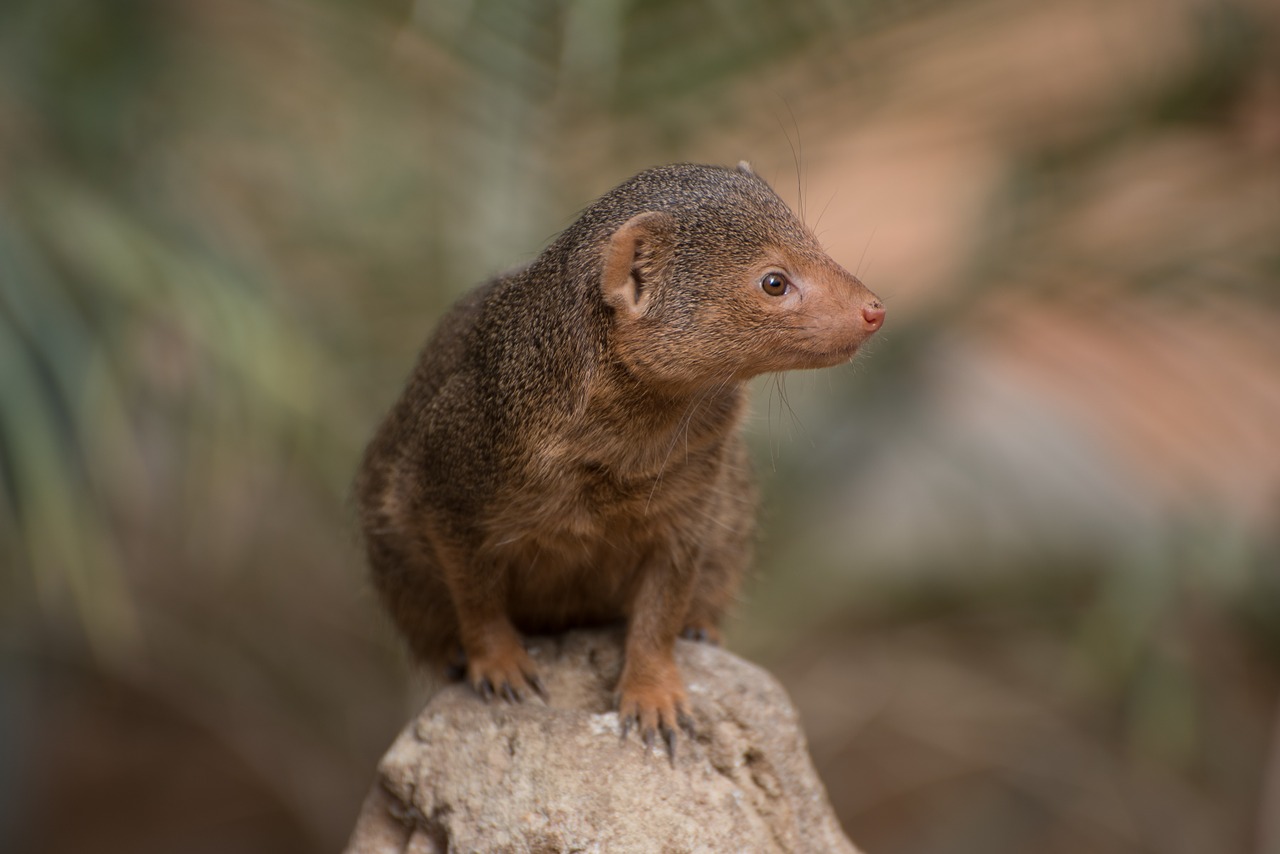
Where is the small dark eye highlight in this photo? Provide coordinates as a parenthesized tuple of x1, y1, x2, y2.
(760, 272, 790, 297)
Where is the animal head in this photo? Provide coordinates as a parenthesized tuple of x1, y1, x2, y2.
(597, 163, 884, 391)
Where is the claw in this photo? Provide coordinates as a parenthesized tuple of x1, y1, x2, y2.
(501, 682, 519, 703)
(642, 727, 655, 753)
(677, 709, 695, 735)
(679, 627, 720, 645)
(528, 674, 548, 701)
(662, 724, 677, 765)
(620, 715, 633, 741)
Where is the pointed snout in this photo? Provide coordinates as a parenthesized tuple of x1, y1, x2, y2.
(777, 261, 885, 371)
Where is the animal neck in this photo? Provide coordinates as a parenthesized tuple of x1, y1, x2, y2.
(585, 356, 747, 454)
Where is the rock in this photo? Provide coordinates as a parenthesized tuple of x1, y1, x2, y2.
(345, 629, 861, 854)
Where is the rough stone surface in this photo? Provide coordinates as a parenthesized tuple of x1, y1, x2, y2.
(345, 629, 861, 854)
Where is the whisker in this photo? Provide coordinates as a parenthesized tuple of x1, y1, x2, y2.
(777, 374, 813, 450)
(814, 188, 837, 235)
(857, 225, 878, 278)
(645, 375, 734, 513)
(774, 97, 805, 224)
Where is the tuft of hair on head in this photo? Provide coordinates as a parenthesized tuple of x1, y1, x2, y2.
(736, 161, 755, 176)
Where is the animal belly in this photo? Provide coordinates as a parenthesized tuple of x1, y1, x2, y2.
(502, 534, 640, 634)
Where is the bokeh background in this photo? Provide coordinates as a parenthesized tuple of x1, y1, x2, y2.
(3, 0, 1279, 851)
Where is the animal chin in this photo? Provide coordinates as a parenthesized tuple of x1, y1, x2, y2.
(791, 337, 863, 369)
(820, 345, 861, 367)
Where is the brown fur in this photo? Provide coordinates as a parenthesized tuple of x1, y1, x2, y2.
(356, 163, 883, 747)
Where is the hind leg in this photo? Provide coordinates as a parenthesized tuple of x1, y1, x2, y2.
(365, 530, 461, 666)
(681, 554, 742, 645)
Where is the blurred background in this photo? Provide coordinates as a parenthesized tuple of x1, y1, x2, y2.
(2, 0, 1278, 851)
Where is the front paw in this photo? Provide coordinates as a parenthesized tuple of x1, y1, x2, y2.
(616, 663, 694, 763)
(466, 639, 546, 704)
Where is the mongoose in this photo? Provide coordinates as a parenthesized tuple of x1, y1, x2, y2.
(356, 162, 884, 753)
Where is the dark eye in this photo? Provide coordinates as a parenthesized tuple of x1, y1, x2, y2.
(761, 272, 790, 296)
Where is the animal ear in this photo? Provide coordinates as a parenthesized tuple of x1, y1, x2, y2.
(601, 211, 674, 318)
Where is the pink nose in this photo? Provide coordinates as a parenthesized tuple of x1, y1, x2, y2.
(861, 301, 885, 331)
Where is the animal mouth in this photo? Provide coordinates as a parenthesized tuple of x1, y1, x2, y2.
(830, 338, 864, 360)
(813, 331, 868, 361)
(780, 338, 863, 370)
(772, 320, 872, 370)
